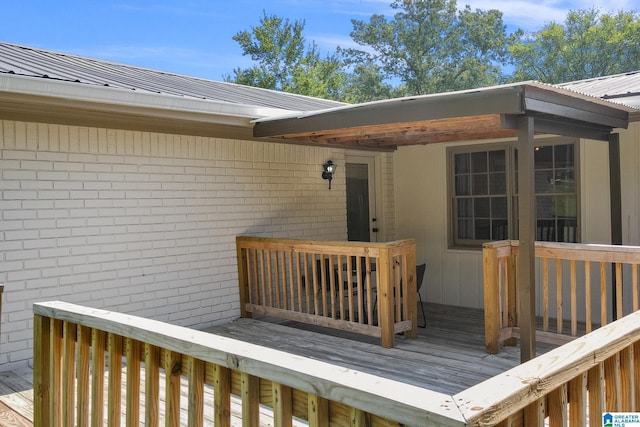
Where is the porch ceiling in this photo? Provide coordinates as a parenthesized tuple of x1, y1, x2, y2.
(253, 81, 635, 150)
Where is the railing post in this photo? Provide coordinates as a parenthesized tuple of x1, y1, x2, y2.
(483, 242, 501, 354)
(378, 246, 395, 348)
(404, 245, 418, 339)
(236, 237, 251, 319)
(33, 314, 52, 427)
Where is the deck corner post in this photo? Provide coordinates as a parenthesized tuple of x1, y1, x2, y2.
(379, 246, 395, 348)
(483, 243, 500, 354)
(33, 313, 52, 427)
(236, 237, 252, 319)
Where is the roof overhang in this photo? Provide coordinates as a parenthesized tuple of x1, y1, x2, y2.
(0, 74, 296, 140)
(253, 82, 636, 151)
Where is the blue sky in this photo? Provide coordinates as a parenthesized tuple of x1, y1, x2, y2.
(2, 0, 637, 81)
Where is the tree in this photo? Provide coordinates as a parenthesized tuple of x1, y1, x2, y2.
(341, 0, 519, 96)
(224, 11, 349, 100)
(510, 9, 640, 83)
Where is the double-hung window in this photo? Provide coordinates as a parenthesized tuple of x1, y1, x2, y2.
(449, 139, 578, 248)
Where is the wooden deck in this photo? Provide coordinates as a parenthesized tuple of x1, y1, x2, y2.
(0, 303, 556, 426)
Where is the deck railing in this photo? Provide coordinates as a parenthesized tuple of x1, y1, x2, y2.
(484, 240, 640, 353)
(32, 301, 459, 427)
(236, 236, 418, 348)
(458, 307, 640, 426)
(33, 300, 640, 426)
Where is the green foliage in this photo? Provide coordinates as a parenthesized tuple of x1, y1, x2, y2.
(224, 11, 349, 101)
(342, 0, 519, 95)
(510, 8, 640, 83)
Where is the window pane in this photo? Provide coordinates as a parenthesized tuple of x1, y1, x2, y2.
(552, 169, 575, 192)
(558, 218, 577, 242)
(555, 144, 574, 168)
(535, 170, 553, 193)
(537, 195, 554, 218)
(475, 219, 491, 239)
(534, 146, 553, 169)
(455, 153, 470, 174)
(488, 150, 505, 172)
(457, 198, 472, 218)
(491, 197, 507, 218)
(471, 152, 487, 173)
(492, 219, 508, 240)
(472, 174, 488, 195)
(455, 175, 470, 195)
(554, 195, 577, 218)
(474, 197, 490, 218)
(457, 219, 473, 239)
(489, 172, 506, 194)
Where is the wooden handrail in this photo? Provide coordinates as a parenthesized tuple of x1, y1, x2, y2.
(484, 240, 640, 354)
(32, 301, 461, 427)
(236, 236, 417, 347)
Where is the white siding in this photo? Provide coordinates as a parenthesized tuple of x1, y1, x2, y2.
(0, 120, 353, 370)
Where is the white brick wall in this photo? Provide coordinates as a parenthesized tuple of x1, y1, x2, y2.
(0, 120, 349, 370)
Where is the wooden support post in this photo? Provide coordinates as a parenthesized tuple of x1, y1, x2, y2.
(609, 133, 622, 320)
(483, 243, 500, 354)
(505, 252, 518, 346)
(236, 237, 252, 318)
(517, 116, 537, 362)
(378, 246, 395, 348)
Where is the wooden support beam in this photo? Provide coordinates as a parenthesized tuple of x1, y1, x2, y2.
(517, 116, 537, 362)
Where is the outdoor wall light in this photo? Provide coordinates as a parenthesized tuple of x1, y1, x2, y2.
(322, 160, 337, 189)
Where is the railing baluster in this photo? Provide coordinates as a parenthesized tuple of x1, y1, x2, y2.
(620, 346, 634, 412)
(91, 329, 106, 427)
(585, 261, 592, 333)
(616, 262, 624, 319)
(125, 338, 141, 427)
(547, 383, 567, 426)
(51, 319, 64, 426)
(571, 260, 577, 336)
(108, 333, 123, 427)
(77, 325, 91, 427)
(569, 373, 587, 426)
(605, 354, 622, 412)
(214, 364, 232, 426)
(188, 357, 205, 427)
(241, 372, 259, 427)
(63, 321, 77, 426)
(588, 363, 605, 424)
(144, 343, 160, 427)
(600, 262, 608, 326)
(556, 259, 563, 335)
(543, 257, 549, 332)
(308, 394, 329, 427)
(164, 350, 182, 427)
(272, 382, 293, 427)
(634, 264, 639, 312)
(33, 315, 52, 427)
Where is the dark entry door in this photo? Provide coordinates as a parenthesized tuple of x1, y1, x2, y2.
(346, 159, 376, 242)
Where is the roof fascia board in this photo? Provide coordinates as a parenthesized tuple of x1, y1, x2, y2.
(254, 87, 525, 138)
(502, 114, 612, 141)
(523, 84, 630, 129)
(0, 74, 295, 121)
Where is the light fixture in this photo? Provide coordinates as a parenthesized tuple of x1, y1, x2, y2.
(322, 160, 337, 189)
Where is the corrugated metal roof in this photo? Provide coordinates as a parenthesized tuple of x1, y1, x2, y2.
(0, 41, 346, 112)
(556, 71, 640, 108)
